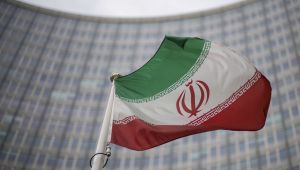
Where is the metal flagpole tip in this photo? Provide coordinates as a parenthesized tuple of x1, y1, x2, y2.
(110, 73, 121, 82)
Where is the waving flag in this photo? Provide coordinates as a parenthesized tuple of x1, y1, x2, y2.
(110, 36, 271, 151)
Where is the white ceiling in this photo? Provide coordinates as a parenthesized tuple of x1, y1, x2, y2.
(19, 0, 244, 18)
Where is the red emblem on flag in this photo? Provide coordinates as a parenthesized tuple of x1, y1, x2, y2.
(176, 80, 210, 117)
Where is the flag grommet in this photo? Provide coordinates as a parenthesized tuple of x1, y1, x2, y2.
(110, 73, 121, 82)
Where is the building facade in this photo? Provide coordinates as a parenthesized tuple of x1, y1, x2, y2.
(0, 0, 299, 169)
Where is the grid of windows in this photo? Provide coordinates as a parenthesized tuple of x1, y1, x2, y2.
(0, 0, 300, 169)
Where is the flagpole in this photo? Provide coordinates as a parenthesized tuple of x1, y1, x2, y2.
(92, 75, 118, 170)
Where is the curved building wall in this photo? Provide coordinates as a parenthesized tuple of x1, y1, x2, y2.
(0, 0, 300, 170)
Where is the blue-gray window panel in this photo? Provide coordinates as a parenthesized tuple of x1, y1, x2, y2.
(0, 11, 38, 155)
(20, 17, 77, 170)
(80, 23, 122, 170)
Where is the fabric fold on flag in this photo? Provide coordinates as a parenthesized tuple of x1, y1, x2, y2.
(110, 36, 271, 151)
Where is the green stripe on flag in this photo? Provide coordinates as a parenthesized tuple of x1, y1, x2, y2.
(115, 36, 211, 103)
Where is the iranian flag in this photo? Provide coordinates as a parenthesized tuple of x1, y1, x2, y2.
(109, 36, 271, 151)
